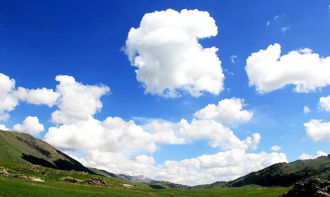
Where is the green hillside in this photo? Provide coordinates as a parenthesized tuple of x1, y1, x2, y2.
(208, 155, 330, 188)
(0, 130, 92, 173)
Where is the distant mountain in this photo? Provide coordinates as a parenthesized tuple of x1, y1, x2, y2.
(90, 167, 190, 189)
(149, 181, 191, 189)
(208, 155, 330, 188)
(89, 167, 155, 183)
(118, 174, 155, 183)
(0, 130, 93, 173)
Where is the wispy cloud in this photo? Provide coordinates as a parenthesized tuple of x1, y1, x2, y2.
(230, 55, 238, 63)
(281, 26, 290, 34)
(303, 106, 311, 114)
(273, 15, 281, 20)
(266, 14, 283, 27)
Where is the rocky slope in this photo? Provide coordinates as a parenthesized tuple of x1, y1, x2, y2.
(281, 178, 330, 197)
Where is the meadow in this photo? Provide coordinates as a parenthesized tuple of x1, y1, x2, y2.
(0, 175, 289, 197)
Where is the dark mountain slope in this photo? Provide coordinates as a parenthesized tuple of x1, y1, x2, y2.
(0, 130, 93, 173)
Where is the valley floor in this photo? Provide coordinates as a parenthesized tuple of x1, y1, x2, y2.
(0, 176, 289, 197)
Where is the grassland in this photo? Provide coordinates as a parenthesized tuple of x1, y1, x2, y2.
(0, 175, 289, 197)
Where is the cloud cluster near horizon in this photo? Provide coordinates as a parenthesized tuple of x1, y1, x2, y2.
(0, 71, 287, 185)
(43, 74, 284, 185)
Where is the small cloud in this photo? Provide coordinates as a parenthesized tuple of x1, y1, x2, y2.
(298, 48, 313, 54)
(266, 14, 284, 27)
(299, 150, 327, 160)
(271, 145, 281, 151)
(273, 15, 281, 20)
(0, 114, 9, 121)
(0, 124, 9, 131)
(281, 26, 290, 34)
(303, 106, 311, 114)
(132, 116, 162, 124)
(319, 95, 330, 111)
(230, 55, 238, 63)
(224, 69, 234, 76)
(13, 116, 44, 135)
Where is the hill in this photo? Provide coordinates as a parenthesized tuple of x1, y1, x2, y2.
(0, 130, 92, 173)
(208, 155, 330, 188)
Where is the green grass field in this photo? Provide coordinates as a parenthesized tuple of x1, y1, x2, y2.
(0, 175, 289, 197)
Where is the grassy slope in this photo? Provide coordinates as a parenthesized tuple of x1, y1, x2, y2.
(0, 130, 91, 173)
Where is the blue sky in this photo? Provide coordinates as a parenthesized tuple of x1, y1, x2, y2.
(1, 0, 330, 185)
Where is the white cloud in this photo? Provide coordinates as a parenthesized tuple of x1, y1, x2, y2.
(0, 73, 19, 120)
(77, 149, 287, 186)
(44, 76, 185, 153)
(319, 95, 330, 111)
(299, 150, 327, 160)
(13, 116, 44, 135)
(194, 98, 253, 126)
(304, 119, 330, 141)
(0, 114, 9, 122)
(125, 9, 224, 97)
(45, 106, 258, 155)
(266, 15, 282, 27)
(45, 116, 186, 153)
(0, 124, 9, 130)
(0, 73, 60, 121)
(271, 145, 281, 151)
(142, 98, 258, 151)
(145, 119, 260, 151)
(230, 55, 238, 63)
(304, 106, 311, 114)
(51, 75, 110, 124)
(15, 87, 59, 107)
(246, 43, 330, 93)
(45, 117, 154, 152)
(281, 26, 290, 34)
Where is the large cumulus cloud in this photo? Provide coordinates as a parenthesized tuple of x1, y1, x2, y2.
(125, 9, 224, 97)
